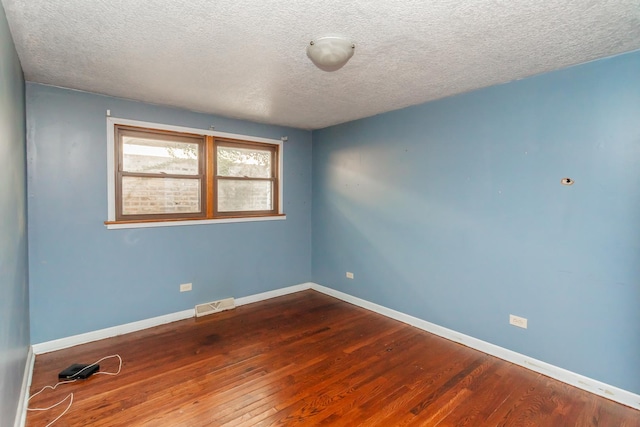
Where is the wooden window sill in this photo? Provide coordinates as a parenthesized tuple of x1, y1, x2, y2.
(104, 214, 286, 230)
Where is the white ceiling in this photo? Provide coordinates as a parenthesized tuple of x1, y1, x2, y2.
(3, 0, 640, 130)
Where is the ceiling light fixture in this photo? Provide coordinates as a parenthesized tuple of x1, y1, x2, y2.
(306, 35, 355, 72)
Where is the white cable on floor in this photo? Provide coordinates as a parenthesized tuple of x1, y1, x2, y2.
(27, 354, 123, 427)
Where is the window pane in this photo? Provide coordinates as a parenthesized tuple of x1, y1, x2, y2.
(123, 136, 199, 175)
(122, 177, 201, 215)
(218, 180, 272, 212)
(217, 146, 272, 178)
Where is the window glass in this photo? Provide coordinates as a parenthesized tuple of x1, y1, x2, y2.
(123, 137, 199, 175)
(217, 146, 272, 178)
(217, 180, 273, 212)
(121, 177, 201, 215)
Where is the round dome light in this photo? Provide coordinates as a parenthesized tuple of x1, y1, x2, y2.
(306, 36, 355, 72)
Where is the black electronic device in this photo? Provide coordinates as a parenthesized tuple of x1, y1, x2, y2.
(58, 363, 99, 380)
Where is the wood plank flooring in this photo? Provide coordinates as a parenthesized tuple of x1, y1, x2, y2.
(27, 290, 639, 426)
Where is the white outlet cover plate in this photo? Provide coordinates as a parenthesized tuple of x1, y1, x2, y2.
(346, 272, 354, 279)
(180, 283, 192, 292)
(509, 314, 528, 329)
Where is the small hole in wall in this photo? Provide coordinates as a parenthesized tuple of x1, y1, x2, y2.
(561, 178, 574, 186)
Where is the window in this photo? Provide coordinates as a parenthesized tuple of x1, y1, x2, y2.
(215, 140, 278, 216)
(116, 126, 206, 220)
(107, 119, 283, 228)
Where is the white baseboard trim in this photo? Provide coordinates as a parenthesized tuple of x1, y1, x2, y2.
(309, 283, 640, 411)
(14, 346, 34, 427)
(29, 282, 640, 411)
(31, 283, 316, 355)
(235, 283, 313, 306)
(32, 309, 195, 354)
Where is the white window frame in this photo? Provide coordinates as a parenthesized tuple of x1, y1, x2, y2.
(106, 117, 285, 230)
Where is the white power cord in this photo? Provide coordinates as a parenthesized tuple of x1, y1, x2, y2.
(27, 354, 123, 427)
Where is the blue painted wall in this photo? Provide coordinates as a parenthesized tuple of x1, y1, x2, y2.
(27, 84, 312, 344)
(312, 50, 640, 394)
(0, 3, 30, 425)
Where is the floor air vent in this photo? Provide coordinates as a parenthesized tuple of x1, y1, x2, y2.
(195, 298, 236, 317)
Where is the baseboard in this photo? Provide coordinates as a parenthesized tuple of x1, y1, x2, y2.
(31, 283, 316, 355)
(309, 283, 640, 411)
(14, 346, 34, 427)
(235, 283, 313, 306)
(29, 282, 640, 410)
(32, 309, 195, 354)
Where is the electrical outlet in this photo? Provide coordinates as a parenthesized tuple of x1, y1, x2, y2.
(346, 272, 354, 279)
(180, 283, 192, 292)
(509, 314, 528, 329)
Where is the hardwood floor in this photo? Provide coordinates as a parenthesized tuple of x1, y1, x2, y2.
(27, 290, 639, 426)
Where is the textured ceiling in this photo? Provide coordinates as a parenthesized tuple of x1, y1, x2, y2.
(2, 0, 640, 130)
